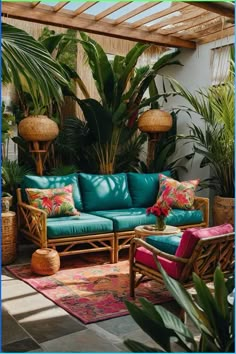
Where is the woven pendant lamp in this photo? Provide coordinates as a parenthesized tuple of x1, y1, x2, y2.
(138, 109, 172, 167)
(19, 115, 59, 176)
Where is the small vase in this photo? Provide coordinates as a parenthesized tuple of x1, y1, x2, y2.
(155, 216, 166, 231)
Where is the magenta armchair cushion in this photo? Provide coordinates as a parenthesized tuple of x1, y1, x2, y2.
(175, 224, 234, 258)
(135, 246, 179, 279)
(134, 224, 233, 279)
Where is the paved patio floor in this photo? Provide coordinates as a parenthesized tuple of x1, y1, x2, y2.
(2, 244, 195, 352)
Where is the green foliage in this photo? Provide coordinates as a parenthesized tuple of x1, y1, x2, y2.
(2, 159, 32, 209)
(170, 61, 234, 197)
(1, 102, 15, 147)
(125, 266, 234, 352)
(2, 23, 68, 111)
(48, 165, 78, 176)
(71, 33, 182, 173)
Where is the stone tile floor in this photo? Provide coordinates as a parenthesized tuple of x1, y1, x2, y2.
(2, 244, 193, 353)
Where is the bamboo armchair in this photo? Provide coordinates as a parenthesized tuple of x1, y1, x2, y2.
(130, 232, 234, 298)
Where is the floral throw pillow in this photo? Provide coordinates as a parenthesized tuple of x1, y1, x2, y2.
(26, 185, 80, 217)
(156, 174, 200, 210)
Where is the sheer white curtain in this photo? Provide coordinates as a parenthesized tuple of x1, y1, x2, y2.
(211, 44, 232, 85)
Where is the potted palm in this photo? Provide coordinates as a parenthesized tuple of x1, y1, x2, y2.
(171, 59, 234, 225)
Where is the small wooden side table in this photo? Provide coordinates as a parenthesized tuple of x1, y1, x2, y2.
(135, 225, 182, 239)
(1, 211, 17, 265)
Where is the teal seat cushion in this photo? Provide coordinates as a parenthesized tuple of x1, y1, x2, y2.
(127, 171, 171, 207)
(47, 213, 113, 238)
(22, 173, 83, 210)
(166, 209, 203, 226)
(91, 208, 156, 232)
(91, 208, 203, 232)
(79, 173, 132, 211)
(145, 234, 182, 255)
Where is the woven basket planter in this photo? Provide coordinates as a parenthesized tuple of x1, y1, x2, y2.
(2, 211, 17, 265)
(138, 109, 172, 132)
(19, 115, 59, 142)
(213, 196, 234, 226)
(31, 248, 60, 275)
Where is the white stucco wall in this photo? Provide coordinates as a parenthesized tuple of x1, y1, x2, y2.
(156, 36, 234, 202)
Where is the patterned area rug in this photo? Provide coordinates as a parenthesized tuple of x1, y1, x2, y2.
(6, 254, 173, 324)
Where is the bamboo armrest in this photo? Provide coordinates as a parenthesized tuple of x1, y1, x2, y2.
(131, 238, 188, 263)
(18, 202, 47, 217)
(193, 196, 209, 208)
(193, 196, 209, 226)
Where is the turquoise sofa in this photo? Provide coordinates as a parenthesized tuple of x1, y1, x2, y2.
(17, 171, 209, 262)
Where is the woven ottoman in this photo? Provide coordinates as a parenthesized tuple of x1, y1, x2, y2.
(31, 248, 60, 275)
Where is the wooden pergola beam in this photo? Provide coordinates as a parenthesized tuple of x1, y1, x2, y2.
(53, 2, 69, 13)
(31, 2, 40, 8)
(72, 2, 99, 18)
(95, 2, 131, 21)
(132, 2, 190, 29)
(149, 8, 205, 32)
(2, 2, 196, 49)
(185, 1, 234, 19)
(160, 13, 219, 36)
(198, 26, 234, 44)
(114, 2, 160, 25)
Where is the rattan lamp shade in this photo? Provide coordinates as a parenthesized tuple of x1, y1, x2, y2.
(19, 115, 59, 142)
(138, 109, 172, 132)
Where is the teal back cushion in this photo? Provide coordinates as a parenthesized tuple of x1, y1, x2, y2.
(22, 173, 83, 210)
(146, 234, 182, 255)
(127, 171, 171, 207)
(79, 173, 132, 211)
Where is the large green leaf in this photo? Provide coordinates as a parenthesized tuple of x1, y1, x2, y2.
(158, 262, 212, 334)
(125, 300, 173, 352)
(139, 298, 196, 351)
(77, 98, 112, 144)
(115, 43, 150, 107)
(2, 23, 68, 108)
(192, 272, 230, 349)
(79, 32, 115, 108)
(124, 339, 159, 352)
(40, 34, 64, 55)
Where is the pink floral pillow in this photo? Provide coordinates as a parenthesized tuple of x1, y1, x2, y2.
(156, 174, 199, 210)
(26, 185, 80, 217)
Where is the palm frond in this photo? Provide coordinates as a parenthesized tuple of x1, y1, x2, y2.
(2, 23, 68, 108)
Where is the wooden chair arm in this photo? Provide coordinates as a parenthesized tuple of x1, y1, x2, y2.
(17, 202, 47, 248)
(18, 202, 47, 217)
(193, 196, 209, 226)
(130, 238, 188, 264)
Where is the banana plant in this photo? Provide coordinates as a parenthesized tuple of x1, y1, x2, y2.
(124, 266, 234, 352)
(74, 33, 182, 173)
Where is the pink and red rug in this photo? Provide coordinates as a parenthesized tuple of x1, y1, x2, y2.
(7, 255, 173, 324)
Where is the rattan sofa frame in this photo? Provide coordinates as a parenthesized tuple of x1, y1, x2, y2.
(129, 232, 235, 297)
(17, 188, 209, 263)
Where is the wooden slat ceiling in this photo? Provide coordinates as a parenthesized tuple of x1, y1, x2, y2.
(2, 1, 234, 49)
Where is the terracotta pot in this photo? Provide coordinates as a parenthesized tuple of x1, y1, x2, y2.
(18, 115, 59, 142)
(138, 109, 172, 133)
(213, 196, 234, 226)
